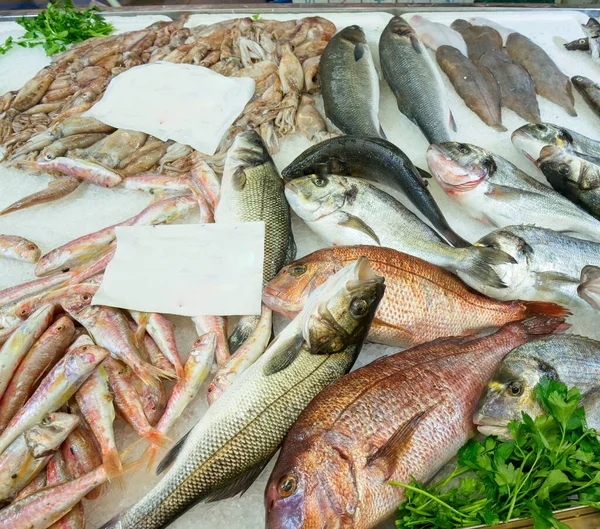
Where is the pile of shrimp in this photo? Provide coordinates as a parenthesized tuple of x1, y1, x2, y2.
(0, 15, 336, 216)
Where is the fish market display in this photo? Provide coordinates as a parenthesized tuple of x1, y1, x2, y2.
(319, 25, 383, 137)
(263, 245, 567, 347)
(467, 225, 600, 305)
(0, 235, 41, 263)
(451, 19, 503, 63)
(478, 51, 541, 123)
(409, 15, 468, 56)
(537, 145, 600, 219)
(436, 45, 505, 131)
(379, 16, 455, 144)
(572, 75, 600, 119)
(426, 142, 600, 242)
(512, 122, 600, 160)
(475, 334, 600, 435)
(266, 316, 565, 529)
(99, 258, 384, 529)
(579, 265, 600, 311)
(284, 174, 513, 288)
(282, 136, 469, 247)
(505, 32, 576, 116)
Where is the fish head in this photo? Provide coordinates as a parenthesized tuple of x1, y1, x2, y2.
(537, 145, 581, 188)
(222, 130, 272, 191)
(14, 239, 40, 261)
(302, 257, 384, 354)
(262, 250, 344, 319)
(25, 412, 79, 458)
(473, 351, 548, 438)
(64, 344, 109, 382)
(426, 143, 496, 194)
(385, 16, 415, 40)
(511, 123, 574, 162)
(266, 436, 356, 529)
(60, 290, 95, 314)
(338, 25, 368, 46)
(284, 174, 356, 222)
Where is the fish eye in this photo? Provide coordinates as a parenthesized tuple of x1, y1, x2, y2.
(20, 309, 28, 317)
(41, 415, 52, 425)
(458, 144, 470, 155)
(289, 265, 307, 277)
(350, 298, 368, 317)
(558, 163, 571, 176)
(507, 381, 523, 397)
(536, 124, 547, 131)
(277, 474, 297, 497)
(82, 294, 91, 301)
(312, 177, 327, 187)
(557, 129, 573, 143)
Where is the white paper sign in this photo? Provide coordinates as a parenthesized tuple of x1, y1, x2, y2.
(84, 62, 255, 156)
(92, 223, 265, 316)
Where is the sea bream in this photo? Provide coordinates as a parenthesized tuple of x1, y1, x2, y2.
(99, 258, 384, 529)
(426, 142, 600, 242)
(265, 316, 566, 529)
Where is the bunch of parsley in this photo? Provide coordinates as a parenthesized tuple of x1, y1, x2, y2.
(393, 379, 600, 529)
(0, 0, 114, 56)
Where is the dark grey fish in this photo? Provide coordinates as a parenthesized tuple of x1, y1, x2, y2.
(282, 135, 470, 247)
(319, 25, 383, 137)
(572, 75, 600, 119)
(450, 19, 502, 63)
(564, 37, 590, 52)
(379, 16, 455, 144)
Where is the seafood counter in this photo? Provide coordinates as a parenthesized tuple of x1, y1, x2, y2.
(0, 7, 600, 529)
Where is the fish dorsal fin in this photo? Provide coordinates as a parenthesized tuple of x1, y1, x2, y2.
(339, 213, 380, 245)
(263, 333, 304, 376)
(366, 408, 431, 469)
(203, 457, 272, 503)
(156, 430, 190, 476)
(354, 42, 367, 62)
(416, 166, 432, 180)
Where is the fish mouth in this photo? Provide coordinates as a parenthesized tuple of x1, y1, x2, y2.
(262, 287, 301, 319)
(426, 145, 485, 193)
(477, 424, 511, 438)
(473, 413, 511, 438)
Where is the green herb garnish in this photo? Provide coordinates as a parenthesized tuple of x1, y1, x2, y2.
(393, 379, 600, 529)
(0, 0, 115, 56)
(251, 14, 262, 21)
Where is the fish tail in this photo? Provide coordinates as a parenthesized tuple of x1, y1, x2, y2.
(103, 450, 124, 482)
(515, 315, 570, 336)
(134, 358, 176, 387)
(456, 246, 516, 289)
(520, 301, 571, 318)
(228, 315, 259, 353)
(143, 428, 171, 449)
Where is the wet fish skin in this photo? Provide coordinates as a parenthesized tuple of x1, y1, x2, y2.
(0, 315, 75, 433)
(379, 16, 454, 144)
(572, 75, 600, 119)
(512, 122, 600, 161)
(474, 334, 600, 436)
(285, 173, 515, 290)
(46, 451, 86, 529)
(409, 15, 468, 55)
(319, 25, 383, 137)
(99, 258, 384, 529)
(506, 32, 576, 116)
(265, 316, 565, 529)
(282, 135, 470, 248)
(426, 142, 600, 243)
(436, 45, 505, 131)
(537, 145, 600, 220)
(478, 51, 540, 123)
(263, 245, 567, 347)
(0, 235, 41, 263)
(450, 19, 502, 63)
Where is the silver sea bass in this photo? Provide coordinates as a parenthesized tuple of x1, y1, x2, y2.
(99, 258, 384, 529)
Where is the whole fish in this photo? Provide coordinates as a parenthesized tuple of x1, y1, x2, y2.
(0, 315, 75, 432)
(215, 130, 295, 351)
(466, 225, 600, 305)
(99, 258, 384, 529)
(512, 122, 600, 161)
(409, 15, 468, 55)
(0, 304, 54, 401)
(263, 245, 567, 347)
(0, 465, 109, 528)
(450, 19, 502, 63)
(0, 178, 81, 217)
(46, 451, 85, 529)
(281, 136, 469, 248)
(0, 344, 109, 455)
(319, 26, 383, 137)
(0, 235, 41, 263)
(265, 315, 565, 529)
(478, 51, 541, 123)
(506, 32, 576, 116)
(379, 16, 455, 144)
(572, 75, 600, 118)
(474, 334, 600, 436)
(467, 17, 514, 45)
(0, 413, 78, 503)
(426, 142, 600, 242)
(537, 145, 600, 219)
(285, 174, 514, 289)
(436, 45, 505, 131)
(579, 265, 600, 310)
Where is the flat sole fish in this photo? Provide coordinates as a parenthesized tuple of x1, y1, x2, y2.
(451, 19, 503, 63)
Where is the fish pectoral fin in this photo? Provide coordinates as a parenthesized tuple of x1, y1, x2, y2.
(449, 111, 457, 133)
(338, 214, 380, 245)
(354, 42, 368, 61)
(203, 457, 272, 503)
(156, 430, 190, 476)
(535, 271, 579, 292)
(409, 34, 422, 54)
(416, 166, 432, 180)
(366, 407, 432, 474)
(232, 167, 247, 191)
(263, 333, 305, 376)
